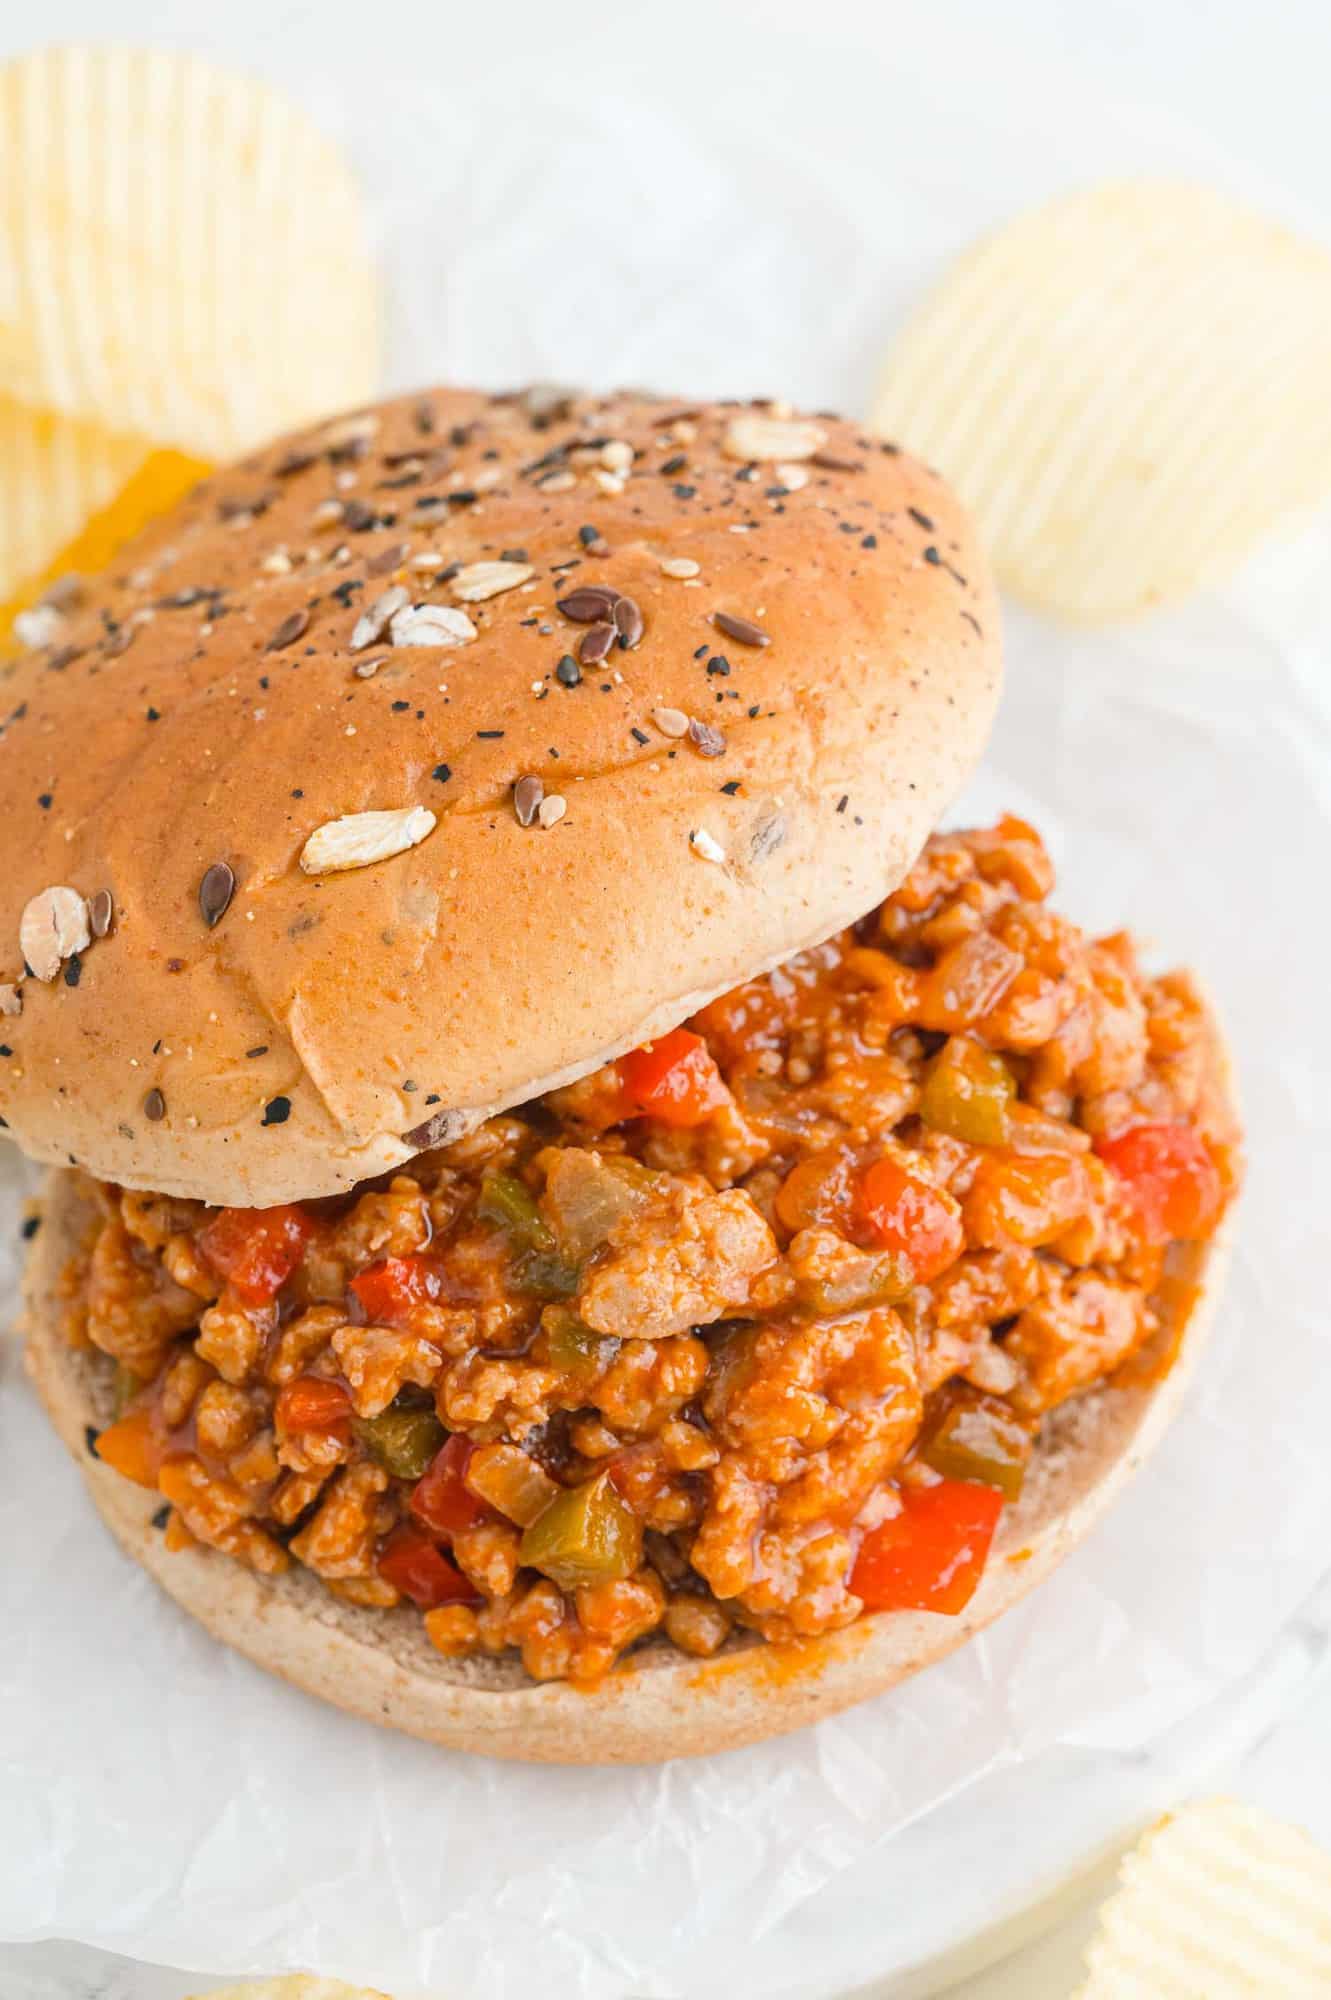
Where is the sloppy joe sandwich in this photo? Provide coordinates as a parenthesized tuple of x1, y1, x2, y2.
(6, 387, 1239, 1761)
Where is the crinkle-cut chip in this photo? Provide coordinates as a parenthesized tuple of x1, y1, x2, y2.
(0, 397, 147, 607)
(872, 182, 1331, 620)
(188, 1982, 393, 2000)
(0, 43, 380, 455)
(0, 424, 210, 635)
(1076, 1796, 1331, 1997)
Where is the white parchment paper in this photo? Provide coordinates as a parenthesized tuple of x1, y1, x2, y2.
(2, 7, 1330, 1995)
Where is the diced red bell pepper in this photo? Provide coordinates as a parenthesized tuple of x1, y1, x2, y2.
(1094, 1121, 1222, 1244)
(618, 1027, 730, 1127)
(854, 1157, 965, 1282)
(851, 1478, 1004, 1615)
(349, 1255, 444, 1325)
(198, 1203, 315, 1305)
(377, 1525, 478, 1610)
(410, 1433, 487, 1537)
(274, 1375, 352, 1435)
(93, 1407, 160, 1488)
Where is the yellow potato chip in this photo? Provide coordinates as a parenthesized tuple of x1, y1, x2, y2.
(872, 182, 1331, 619)
(1077, 1797, 1331, 1996)
(0, 42, 380, 456)
(0, 397, 148, 605)
(188, 1980, 391, 2000)
(0, 426, 210, 641)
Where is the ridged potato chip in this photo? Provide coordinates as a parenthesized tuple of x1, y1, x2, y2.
(0, 409, 208, 630)
(1077, 1797, 1331, 1996)
(0, 42, 380, 456)
(873, 182, 1331, 620)
(0, 397, 147, 605)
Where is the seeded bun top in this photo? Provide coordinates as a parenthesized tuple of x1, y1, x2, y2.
(0, 386, 1000, 1206)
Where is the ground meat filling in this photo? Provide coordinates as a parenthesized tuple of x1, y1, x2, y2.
(72, 818, 1238, 1683)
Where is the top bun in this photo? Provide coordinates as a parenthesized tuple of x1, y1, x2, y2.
(0, 387, 1000, 1205)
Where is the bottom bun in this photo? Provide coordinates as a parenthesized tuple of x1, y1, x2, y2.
(23, 1162, 1229, 1765)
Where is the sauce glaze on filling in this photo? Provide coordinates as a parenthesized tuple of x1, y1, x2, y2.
(72, 818, 1238, 1683)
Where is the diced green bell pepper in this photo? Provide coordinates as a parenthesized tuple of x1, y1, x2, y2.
(919, 1389, 1030, 1500)
(354, 1403, 447, 1481)
(918, 1036, 1016, 1147)
(476, 1170, 555, 1252)
(512, 1249, 582, 1300)
(542, 1304, 615, 1374)
(519, 1474, 642, 1590)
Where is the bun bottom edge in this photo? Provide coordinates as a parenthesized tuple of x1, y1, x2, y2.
(21, 1165, 1229, 1765)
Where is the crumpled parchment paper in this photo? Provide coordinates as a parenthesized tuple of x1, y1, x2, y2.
(2, 10, 1330, 1996)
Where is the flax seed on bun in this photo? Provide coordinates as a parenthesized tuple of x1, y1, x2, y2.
(0, 388, 1000, 1207)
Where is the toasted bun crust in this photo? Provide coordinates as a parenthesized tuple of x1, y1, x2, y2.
(22, 1155, 1230, 1764)
(0, 388, 999, 1205)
